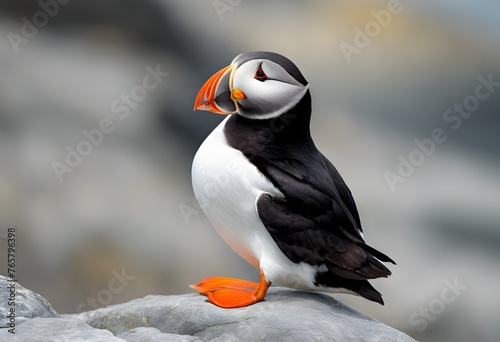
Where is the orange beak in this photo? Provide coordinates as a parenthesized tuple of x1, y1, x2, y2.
(194, 64, 241, 115)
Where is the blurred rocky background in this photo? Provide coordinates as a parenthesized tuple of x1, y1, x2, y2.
(0, 1, 498, 341)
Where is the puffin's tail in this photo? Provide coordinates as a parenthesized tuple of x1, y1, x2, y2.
(315, 271, 387, 304)
(359, 242, 396, 265)
(353, 280, 385, 305)
(316, 243, 395, 305)
(352, 244, 395, 304)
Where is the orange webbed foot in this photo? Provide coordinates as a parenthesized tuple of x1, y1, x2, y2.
(190, 269, 270, 308)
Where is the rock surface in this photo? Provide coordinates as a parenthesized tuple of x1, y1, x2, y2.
(0, 317, 125, 342)
(0, 275, 416, 341)
(0, 276, 60, 327)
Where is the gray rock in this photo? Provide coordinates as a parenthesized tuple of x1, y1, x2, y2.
(0, 317, 125, 341)
(1, 275, 416, 341)
(0, 275, 60, 327)
(117, 327, 201, 342)
(74, 287, 416, 342)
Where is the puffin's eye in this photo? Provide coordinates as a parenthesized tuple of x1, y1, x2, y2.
(254, 63, 267, 82)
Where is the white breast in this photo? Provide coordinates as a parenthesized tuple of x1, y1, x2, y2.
(192, 116, 322, 289)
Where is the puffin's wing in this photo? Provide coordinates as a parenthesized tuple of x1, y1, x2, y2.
(254, 154, 395, 281)
(271, 154, 364, 240)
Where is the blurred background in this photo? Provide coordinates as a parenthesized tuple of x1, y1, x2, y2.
(0, 0, 499, 341)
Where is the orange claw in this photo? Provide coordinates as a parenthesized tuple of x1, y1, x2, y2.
(190, 269, 270, 308)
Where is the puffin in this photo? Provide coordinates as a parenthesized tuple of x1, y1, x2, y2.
(190, 51, 395, 308)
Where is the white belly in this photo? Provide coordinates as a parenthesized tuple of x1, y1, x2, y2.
(191, 117, 321, 289)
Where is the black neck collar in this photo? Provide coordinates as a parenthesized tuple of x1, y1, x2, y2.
(224, 90, 313, 159)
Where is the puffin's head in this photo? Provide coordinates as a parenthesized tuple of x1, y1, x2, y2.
(194, 51, 309, 120)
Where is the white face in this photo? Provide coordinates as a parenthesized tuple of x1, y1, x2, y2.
(231, 58, 309, 120)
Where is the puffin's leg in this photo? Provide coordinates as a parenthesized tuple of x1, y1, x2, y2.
(190, 269, 270, 308)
